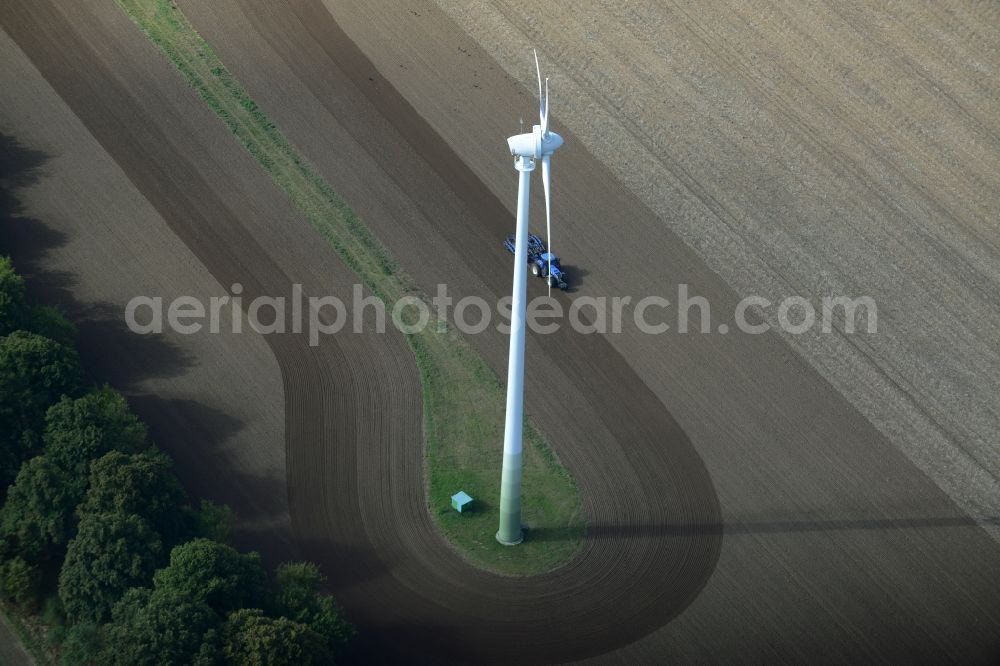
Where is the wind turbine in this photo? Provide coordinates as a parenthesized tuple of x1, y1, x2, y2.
(496, 50, 563, 546)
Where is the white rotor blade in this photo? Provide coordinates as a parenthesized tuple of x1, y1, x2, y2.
(542, 78, 550, 135)
(542, 154, 553, 296)
(533, 49, 547, 134)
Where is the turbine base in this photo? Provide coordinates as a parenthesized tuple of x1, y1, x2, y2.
(496, 529, 524, 546)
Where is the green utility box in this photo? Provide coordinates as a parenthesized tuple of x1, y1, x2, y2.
(451, 491, 473, 513)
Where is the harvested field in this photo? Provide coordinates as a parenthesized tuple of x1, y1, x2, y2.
(1, 0, 998, 663)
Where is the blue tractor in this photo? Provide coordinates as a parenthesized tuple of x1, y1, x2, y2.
(503, 233, 569, 290)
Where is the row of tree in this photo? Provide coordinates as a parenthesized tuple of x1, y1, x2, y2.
(0, 257, 352, 664)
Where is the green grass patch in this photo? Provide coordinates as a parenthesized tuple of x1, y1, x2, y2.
(115, 0, 583, 575)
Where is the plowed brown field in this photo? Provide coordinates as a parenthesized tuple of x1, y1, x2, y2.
(1, 0, 998, 663)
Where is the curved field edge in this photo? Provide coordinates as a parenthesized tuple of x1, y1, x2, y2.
(114, 0, 583, 575)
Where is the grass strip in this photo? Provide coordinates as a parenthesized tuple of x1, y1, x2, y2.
(115, 0, 583, 574)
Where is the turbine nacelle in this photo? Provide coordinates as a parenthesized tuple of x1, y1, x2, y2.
(507, 124, 563, 160)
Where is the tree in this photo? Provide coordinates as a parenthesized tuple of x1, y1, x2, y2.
(152, 539, 268, 615)
(1, 395, 157, 562)
(59, 622, 103, 666)
(0, 455, 78, 560)
(192, 500, 233, 543)
(43, 388, 147, 486)
(58, 512, 163, 624)
(26, 304, 76, 347)
(107, 586, 150, 626)
(0, 556, 40, 608)
(103, 587, 221, 666)
(222, 608, 330, 666)
(80, 450, 188, 546)
(0, 258, 75, 344)
(0, 257, 27, 336)
(0, 330, 83, 484)
(274, 562, 354, 650)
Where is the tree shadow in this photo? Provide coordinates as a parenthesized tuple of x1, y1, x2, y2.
(0, 132, 47, 189)
(342, 619, 463, 665)
(126, 394, 296, 564)
(0, 132, 196, 387)
(73, 304, 196, 390)
(0, 133, 70, 295)
(0, 132, 296, 564)
(291, 537, 396, 595)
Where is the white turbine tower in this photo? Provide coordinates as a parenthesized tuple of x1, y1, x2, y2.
(496, 50, 563, 546)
